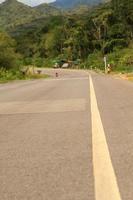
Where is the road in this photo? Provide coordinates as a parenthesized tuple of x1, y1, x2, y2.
(0, 69, 133, 200)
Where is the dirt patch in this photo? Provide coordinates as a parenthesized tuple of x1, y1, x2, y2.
(112, 72, 133, 82)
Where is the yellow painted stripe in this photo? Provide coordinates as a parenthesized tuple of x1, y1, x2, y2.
(89, 75, 122, 200)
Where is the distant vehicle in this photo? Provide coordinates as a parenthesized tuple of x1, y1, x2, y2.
(53, 59, 67, 68)
(62, 63, 69, 68)
(53, 63, 59, 68)
(53, 59, 80, 69)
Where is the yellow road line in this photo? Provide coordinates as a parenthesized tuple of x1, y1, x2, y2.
(89, 75, 122, 200)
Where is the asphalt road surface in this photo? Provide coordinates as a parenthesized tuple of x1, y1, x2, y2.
(0, 69, 133, 200)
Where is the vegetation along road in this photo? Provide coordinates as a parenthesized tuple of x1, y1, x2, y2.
(0, 69, 133, 199)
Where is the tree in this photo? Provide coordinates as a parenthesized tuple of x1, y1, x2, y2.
(0, 31, 18, 69)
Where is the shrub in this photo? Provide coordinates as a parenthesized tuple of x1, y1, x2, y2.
(107, 48, 133, 72)
(85, 51, 104, 70)
(0, 68, 23, 82)
(33, 57, 44, 67)
(0, 50, 18, 70)
(0, 31, 18, 70)
(43, 58, 53, 68)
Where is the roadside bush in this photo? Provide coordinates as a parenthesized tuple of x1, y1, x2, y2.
(80, 47, 133, 73)
(43, 58, 53, 68)
(107, 48, 133, 72)
(0, 31, 18, 70)
(33, 57, 44, 67)
(85, 52, 104, 70)
(0, 68, 23, 82)
(0, 50, 18, 70)
(23, 57, 33, 66)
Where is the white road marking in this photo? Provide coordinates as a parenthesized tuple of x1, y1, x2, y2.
(89, 75, 122, 200)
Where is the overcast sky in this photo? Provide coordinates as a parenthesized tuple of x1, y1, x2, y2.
(0, 0, 55, 6)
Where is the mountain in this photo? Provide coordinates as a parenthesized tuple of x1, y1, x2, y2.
(35, 3, 62, 16)
(0, 0, 108, 31)
(0, 0, 41, 30)
(50, 0, 104, 9)
(0, 0, 61, 30)
(67, 5, 91, 15)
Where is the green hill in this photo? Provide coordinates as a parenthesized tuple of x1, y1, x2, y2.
(35, 3, 62, 16)
(0, 0, 109, 31)
(0, 0, 42, 30)
(0, 0, 62, 30)
(0, 0, 132, 74)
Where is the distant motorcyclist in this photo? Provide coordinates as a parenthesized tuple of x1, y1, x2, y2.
(55, 72, 58, 77)
(107, 64, 111, 74)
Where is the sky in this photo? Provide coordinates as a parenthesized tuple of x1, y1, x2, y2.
(0, 0, 55, 6)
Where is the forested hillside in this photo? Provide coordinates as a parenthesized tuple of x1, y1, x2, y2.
(0, 0, 41, 30)
(0, 0, 61, 30)
(35, 3, 61, 15)
(0, 0, 133, 81)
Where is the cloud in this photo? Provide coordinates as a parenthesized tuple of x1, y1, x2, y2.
(0, 0, 55, 6)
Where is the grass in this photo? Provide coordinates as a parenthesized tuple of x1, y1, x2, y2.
(0, 68, 50, 83)
(25, 73, 50, 80)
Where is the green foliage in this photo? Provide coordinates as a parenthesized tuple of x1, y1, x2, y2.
(103, 39, 128, 53)
(23, 57, 33, 66)
(0, 0, 133, 79)
(111, 0, 133, 38)
(86, 51, 104, 70)
(9, 0, 132, 65)
(0, 68, 23, 82)
(0, 67, 50, 82)
(35, 3, 61, 16)
(108, 23, 127, 39)
(0, 0, 62, 31)
(33, 57, 44, 67)
(0, 31, 19, 69)
(83, 47, 133, 73)
(43, 58, 54, 68)
(108, 47, 133, 72)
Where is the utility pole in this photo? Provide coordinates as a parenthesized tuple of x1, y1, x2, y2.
(104, 56, 107, 73)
